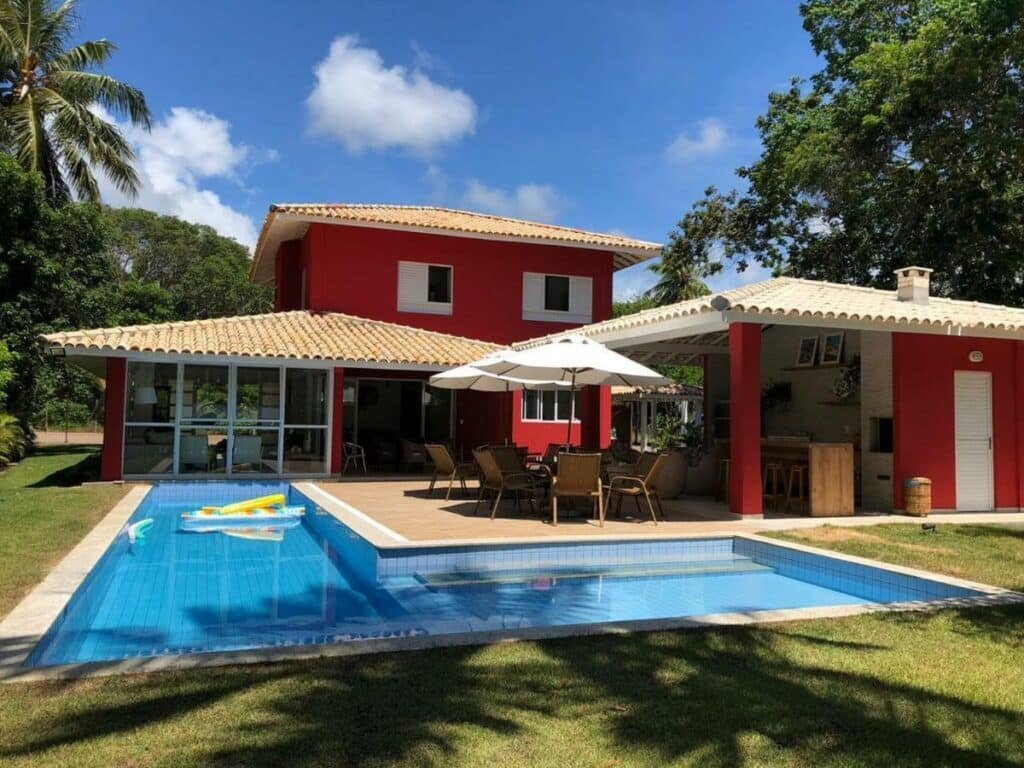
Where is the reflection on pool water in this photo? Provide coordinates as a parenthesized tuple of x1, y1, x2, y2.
(27, 483, 981, 667)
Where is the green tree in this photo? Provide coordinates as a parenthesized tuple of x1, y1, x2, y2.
(0, 153, 114, 418)
(0, 0, 150, 202)
(660, 0, 1024, 305)
(101, 207, 272, 320)
(612, 295, 658, 318)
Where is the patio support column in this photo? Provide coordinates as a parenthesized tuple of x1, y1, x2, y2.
(330, 368, 345, 475)
(100, 357, 126, 481)
(729, 322, 762, 516)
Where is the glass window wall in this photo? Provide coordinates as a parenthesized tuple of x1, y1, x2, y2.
(122, 361, 329, 477)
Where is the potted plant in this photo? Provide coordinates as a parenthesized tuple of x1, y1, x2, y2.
(651, 410, 689, 499)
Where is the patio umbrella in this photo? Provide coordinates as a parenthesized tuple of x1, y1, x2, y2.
(472, 335, 670, 446)
(428, 364, 568, 392)
(428, 363, 568, 447)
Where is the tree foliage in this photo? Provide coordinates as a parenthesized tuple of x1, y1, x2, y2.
(0, 0, 151, 203)
(0, 156, 270, 423)
(660, 0, 1024, 304)
(102, 208, 272, 320)
(0, 341, 13, 410)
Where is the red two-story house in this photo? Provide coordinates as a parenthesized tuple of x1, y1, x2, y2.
(45, 204, 660, 481)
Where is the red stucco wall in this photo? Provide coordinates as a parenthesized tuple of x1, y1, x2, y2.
(892, 332, 1024, 510)
(290, 223, 614, 344)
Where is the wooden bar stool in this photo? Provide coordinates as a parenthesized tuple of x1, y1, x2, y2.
(786, 464, 808, 515)
(763, 462, 786, 513)
(716, 458, 731, 502)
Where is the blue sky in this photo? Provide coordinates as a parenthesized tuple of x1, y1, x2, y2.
(81, 0, 819, 297)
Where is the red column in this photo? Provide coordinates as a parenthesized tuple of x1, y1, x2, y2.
(330, 367, 345, 475)
(729, 323, 762, 516)
(598, 385, 611, 450)
(1015, 342, 1024, 510)
(100, 357, 126, 481)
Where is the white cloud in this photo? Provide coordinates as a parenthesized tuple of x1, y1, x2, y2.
(706, 261, 774, 293)
(666, 118, 731, 162)
(306, 35, 477, 155)
(95, 106, 264, 248)
(462, 179, 564, 222)
(613, 261, 659, 301)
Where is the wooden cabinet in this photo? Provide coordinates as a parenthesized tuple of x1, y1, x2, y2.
(761, 439, 855, 517)
(808, 443, 855, 516)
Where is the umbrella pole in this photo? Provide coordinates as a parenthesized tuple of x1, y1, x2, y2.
(566, 371, 576, 448)
(506, 381, 511, 446)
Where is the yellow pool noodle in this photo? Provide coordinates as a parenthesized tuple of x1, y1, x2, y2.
(215, 494, 287, 516)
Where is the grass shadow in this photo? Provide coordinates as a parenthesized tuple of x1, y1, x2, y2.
(26, 447, 102, 488)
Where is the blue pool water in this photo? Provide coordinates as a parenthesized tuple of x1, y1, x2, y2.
(27, 483, 981, 667)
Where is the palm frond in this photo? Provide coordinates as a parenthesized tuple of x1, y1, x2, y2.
(55, 133, 98, 201)
(47, 38, 114, 71)
(49, 92, 138, 197)
(49, 68, 150, 127)
(0, 0, 148, 203)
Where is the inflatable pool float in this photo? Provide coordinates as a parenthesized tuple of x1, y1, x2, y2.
(182, 517, 302, 535)
(222, 527, 289, 542)
(125, 518, 154, 543)
(181, 495, 304, 531)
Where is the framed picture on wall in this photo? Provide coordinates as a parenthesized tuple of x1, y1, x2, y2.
(795, 336, 819, 367)
(821, 331, 845, 365)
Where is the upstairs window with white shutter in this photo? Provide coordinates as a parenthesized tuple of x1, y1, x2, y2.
(398, 262, 453, 315)
(522, 272, 592, 323)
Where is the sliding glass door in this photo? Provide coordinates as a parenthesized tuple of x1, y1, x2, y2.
(233, 366, 282, 474)
(122, 360, 330, 477)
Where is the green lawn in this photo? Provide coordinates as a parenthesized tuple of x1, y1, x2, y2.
(769, 523, 1024, 591)
(0, 446, 126, 618)
(0, 455, 1021, 767)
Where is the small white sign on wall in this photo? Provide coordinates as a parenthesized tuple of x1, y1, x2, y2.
(968, 350, 984, 363)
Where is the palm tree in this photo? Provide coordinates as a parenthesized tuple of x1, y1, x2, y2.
(645, 258, 710, 306)
(0, 0, 150, 202)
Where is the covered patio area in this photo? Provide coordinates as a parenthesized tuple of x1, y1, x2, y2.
(513, 276, 904, 519)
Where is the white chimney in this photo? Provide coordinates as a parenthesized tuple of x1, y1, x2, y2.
(894, 266, 933, 304)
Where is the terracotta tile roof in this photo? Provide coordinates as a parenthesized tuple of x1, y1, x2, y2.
(611, 383, 704, 401)
(251, 203, 662, 283)
(517, 276, 1024, 348)
(44, 311, 501, 368)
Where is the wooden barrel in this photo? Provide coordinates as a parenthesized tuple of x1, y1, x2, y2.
(904, 477, 932, 517)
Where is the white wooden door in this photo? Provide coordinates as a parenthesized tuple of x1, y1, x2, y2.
(954, 371, 994, 511)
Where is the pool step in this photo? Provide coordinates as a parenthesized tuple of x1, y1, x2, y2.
(415, 558, 772, 588)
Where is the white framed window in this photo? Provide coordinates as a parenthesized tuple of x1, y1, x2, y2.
(398, 261, 453, 315)
(521, 390, 583, 422)
(522, 272, 592, 323)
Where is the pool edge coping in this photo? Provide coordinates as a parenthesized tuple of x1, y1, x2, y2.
(3, 588, 1021, 683)
(0, 484, 151, 674)
(1, 484, 1021, 683)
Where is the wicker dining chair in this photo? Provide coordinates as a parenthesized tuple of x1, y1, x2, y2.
(551, 452, 604, 527)
(605, 452, 668, 524)
(424, 443, 475, 500)
(473, 447, 541, 519)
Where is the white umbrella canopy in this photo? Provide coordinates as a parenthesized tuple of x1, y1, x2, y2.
(472, 335, 670, 445)
(474, 335, 670, 388)
(428, 364, 569, 392)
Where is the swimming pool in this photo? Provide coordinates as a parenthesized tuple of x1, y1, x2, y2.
(27, 483, 982, 668)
